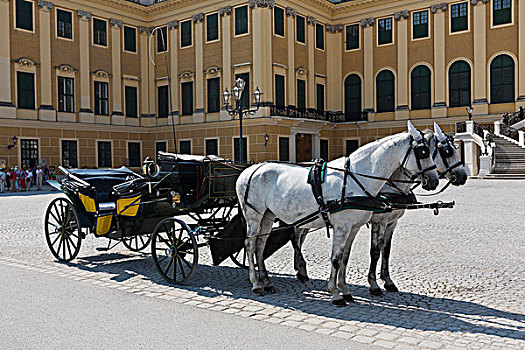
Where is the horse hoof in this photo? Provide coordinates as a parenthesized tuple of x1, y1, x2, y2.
(252, 287, 265, 296)
(332, 298, 347, 307)
(342, 294, 355, 303)
(297, 273, 310, 284)
(369, 287, 384, 296)
(264, 285, 277, 293)
(384, 284, 399, 293)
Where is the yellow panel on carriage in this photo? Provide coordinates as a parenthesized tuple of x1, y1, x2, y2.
(116, 195, 141, 216)
(96, 214, 113, 236)
(78, 193, 96, 213)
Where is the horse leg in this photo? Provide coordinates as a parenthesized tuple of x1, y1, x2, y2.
(328, 225, 351, 306)
(381, 220, 399, 292)
(336, 227, 359, 303)
(245, 220, 264, 295)
(255, 212, 276, 293)
(368, 220, 386, 296)
(293, 228, 309, 283)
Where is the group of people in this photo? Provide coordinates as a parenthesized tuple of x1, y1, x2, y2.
(0, 165, 57, 193)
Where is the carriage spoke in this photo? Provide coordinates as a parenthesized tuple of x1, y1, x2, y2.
(50, 204, 61, 224)
(163, 255, 175, 277)
(157, 255, 168, 264)
(179, 255, 193, 270)
(176, 256, 186, 279)
(64, 234, 73, 259)
(51, 232, 62, 246)
(173, 253, 177, 279)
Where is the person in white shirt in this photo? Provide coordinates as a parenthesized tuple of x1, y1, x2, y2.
(36, 166, 43, 190)
(0, 169, 5, 193)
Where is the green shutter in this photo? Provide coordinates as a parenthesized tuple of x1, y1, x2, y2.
(181, 20, 192, 47)
(182, 82, 193, 116)
(449, 61, 471, 107)
(207, 78, 220, 113)
(157, 27, 167, 52)
(493, 0, 512, 26)
(316, 84, 324, 112)
(274, 7, 284, 36)
(234, 138, 247, 162)
(411, 66, 431, 110)
(346, 24, 359, 50)
(17, 72, 35, 109)
(180, 140, 191, 154)
(98, 141, 112, 168)
(378, 18, 392, 45)
(451, 3, 468, 32)
(158, 86, 169, 117)
(491, 55, 515, 104)
(124, 26, 136, 52)
(413, 11, 428, 39)
(297, 79, 306, 109)
(279, 137, 289, 161)
(125, 86, 138, 117)
(275, 75, 285, 107)
(16, 0, 33, 31)
(207, 13, 219, 41)
(316, 23, 324, 50)
(206, 139, 218, 156)
(296, 16, 305, 43)
(376, 71, 395, 113)
(128, 142, 141, 167)
(344, 74, 362, 121)
(320, 139, 328, 161)
(235, 6, 248, 35)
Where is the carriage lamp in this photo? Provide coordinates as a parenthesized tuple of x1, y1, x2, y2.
(7, 136, 17, 150)
(466, 105, 473, 121)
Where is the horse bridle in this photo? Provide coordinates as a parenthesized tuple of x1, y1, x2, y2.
(432, 135, 464, 180)
(400, 134, 437, 182)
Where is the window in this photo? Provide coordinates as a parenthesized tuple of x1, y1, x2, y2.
(94, 81, 109, 115)
(413, 10, 429, 39)
(17, 72, 35, 109)
(344, 74, 362, 121)
(181, 82, 193, 116)
(376, 70, 395, 113)
(156, 141, 167, 157)
(15, 0, 33, 31)
(57, 9, 72, 39)
(128, 142, 141, 167)
(97, 141, 112, 168)
(279, 137, 289, 161)
(449, 61, 471, 107)
(346, 140, 359, 157)
(206, 13, 219, 42)
(296, 15, 305, 43)
(206, 139, 218, 156)
(275, 74, 285, 107)
(378, 17, 393, 45)
(320, 139, 328, 161)
(21, 139, 39, 168)
(316, 23, 324, 50)
(207, 78, 220, 113)
(234, 137, 247, 162)
(93, 18, 107, 46)
(235, 5, 248, 35)
(451, 2, 468, 33)
(346, 24, 359, 50)
(157, 85, 169, 118)
(61, 140, 78, 168)
(297, 79, 306, 109)
(490, 55, 515, 104)
(235, 73, 250, 109)
(157, 26, 167, 52)
(125, 86, 138, 117)
(181, 20, 192, 47)
(124, 26, 136, 52)
(179, 140, 191, 154)
(58, 77, 74, 113)
(493, 0, 512, 26)
(316, 84, 325, 113)
(274, 7, 284, 36)
(411, 66, 431, 110)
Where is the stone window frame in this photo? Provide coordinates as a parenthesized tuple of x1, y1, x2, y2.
(156, 26, 169, 53)
(232, 136, 249, 162)
(446, 57, 473, 108)
(273, 64, 287, 107)
(55, 7, 74, 41)
(448, 1, 470, 36)
(273, 5, 285, 38)
(157, 79, 170, 118)
(179, 19, 193, 49)
(376, 16, 395, 47)
(205, 138, 220, 157)
(92, 73, 110, 116)
(59, 138, 79, 168)
(411, 9, 431, 41)
(490, 0, 514, 29)
(92, 16, 109, 48)
(13, 0, 35, 33)
(295, 14, 306, 45)
(124, 83, 139, 118)
(375, 68, 397, 113)
(126, 140, 142, 167)
(409, 63, 434, 111)
(96, 139, 113, 168)
(179, 139, 192, 155)
(123, 25, 138, 54)
(205, 12, 220, 43)
(14, 60, 38, 113)
(345, 23, 361, 52)
(56, 74, 75, 114)
(233, 4, 250, 38)
(315, 75, 326, 113)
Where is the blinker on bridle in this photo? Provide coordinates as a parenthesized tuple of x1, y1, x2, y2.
(433, 136, 464, 179)
(401, 134, 436, 181)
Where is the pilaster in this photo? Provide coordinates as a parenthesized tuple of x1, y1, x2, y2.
(78, 10, 94, 123)
(431, 4, 447, 118)
(139, 27, 150, 124)
(286, 7, 296, 108)
(220, 6, 232, 121)
(518, 0, 525, 107)
(326, 25, 343, 111)
(307, 16, 316, 109)
(361, 18, 375, 120)
(193, 13, 204, 123)
(110, 19, 124, 125)
(168, 20, 179, 125)
(395, 11, 409, 120)
(38, 0, 56, 121)
(472, 0, 489, 115)
(0, 0, 15, 118)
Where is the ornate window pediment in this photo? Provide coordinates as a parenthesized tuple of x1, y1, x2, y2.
(178, 70, 195, 79)
(55, 64, 78, 73)
(13, 57, 38, 67)
(204, 66, 221, 76)
(91, 69, 112, 78)
(295, 67, 308, 77)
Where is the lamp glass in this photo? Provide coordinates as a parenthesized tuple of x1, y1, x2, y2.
(222, 89, 231, 105)
(235, 78, 245, 92)
(232, 86, 241, 102)
(253, 87, 262, 104)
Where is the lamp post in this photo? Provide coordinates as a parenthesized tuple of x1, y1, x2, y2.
(222, 78, 263, 162)
(466, 105, 473, 121)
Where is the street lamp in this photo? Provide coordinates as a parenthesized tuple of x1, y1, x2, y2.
(222, 78, 263, 162)
(7, 135, 17, 150)
(466, 105, 473, 121)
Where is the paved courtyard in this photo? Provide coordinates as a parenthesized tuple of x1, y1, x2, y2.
(0, 179, 524, 349)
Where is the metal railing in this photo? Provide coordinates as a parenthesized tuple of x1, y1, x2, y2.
(269, 104, 368, 123)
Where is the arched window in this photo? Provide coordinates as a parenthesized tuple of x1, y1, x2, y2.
(376, 70, 395, 113)
(411, 66, 431, 110)
(449, 61, 471, 107)
(490, 55, 515, 104)
(344, 74, 361, 121)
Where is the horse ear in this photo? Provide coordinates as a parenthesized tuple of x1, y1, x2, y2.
(433, 122, 447, 142)
(407, 121, 422, 141)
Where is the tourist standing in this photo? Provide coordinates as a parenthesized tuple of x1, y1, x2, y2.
(26, 168, 33, 191)
(36, 166, 44, 190)
(0, 168, 5, 193)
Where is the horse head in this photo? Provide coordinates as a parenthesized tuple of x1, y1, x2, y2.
(432, 123, 468, 186)
(405, 121, 440, 191)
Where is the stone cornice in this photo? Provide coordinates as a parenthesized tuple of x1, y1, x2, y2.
(326, 24, 343, 33)
(37, 0, 53, 11)
(248, 0, 275, 9)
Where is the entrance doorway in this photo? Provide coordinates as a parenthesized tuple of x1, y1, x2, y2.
(295, 133, 312, 162)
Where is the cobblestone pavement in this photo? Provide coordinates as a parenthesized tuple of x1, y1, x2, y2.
(0, 179, 524, 349)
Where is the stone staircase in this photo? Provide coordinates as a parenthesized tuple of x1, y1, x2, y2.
(486, 135, 525, 178)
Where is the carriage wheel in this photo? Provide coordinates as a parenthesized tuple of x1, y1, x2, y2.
(44, 198, 82, 262)
(230, 247, 248, 269)
(151, 218, 198, 284)
(122, 235, 151, 252)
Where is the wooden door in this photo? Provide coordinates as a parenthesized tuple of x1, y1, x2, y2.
(295, 133, 312, 163)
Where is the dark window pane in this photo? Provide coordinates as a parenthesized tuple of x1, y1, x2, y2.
(275, 74, 285, 107)
(234, 137, 247, 162)
(296, 15, 305, 43)
(124, 26, 137, 52)
(378, 18, 393, 45)
(58, 76, 74, 112)
(157, 26, 167, 52)
(493, 0, 512, 25)
(346, 140, 359, 157)
(234, 73, 250, 109)
(279, 137, 289, 161)
(181, 82, 193, 116)
(158, 85, 169, 117)
(207, 78, 220, 113)
(207, 13, 219, 41)
(413, 10, 428, 39)
(449, 61, 471, 107)
(346, 24, 359, 50)
(97, 141, 112, 168)
(94, 82, 109, 115)
(491, 55, 515, 104)
(344, 74, 362, 121)
(316, 23, 324, 50)
(17, 72, 35, 109)
(316, 84, 325, 112)
(156, 141, 167, 157)
(128, 142, 141, 167)
(125, 86, 138, 117)
(93, 18, 107, 46)
(376, 70, 395, 112)
(179, 140, 191, 154)
(16, 0, 33, 31)
(297, 79, 306, 109)
(57, 9, 72, 39)
(235, 6, 248, 35)
(411, 66, 431, 110)
(21, 139, 39, 168)
(451, 3, 468, 32)
(181, 20, 192, 47)
(62, 140, 78, 168)
(320, 139, 328, 161)
(205, 139, 218, 156)
(274, 7, 284, 36)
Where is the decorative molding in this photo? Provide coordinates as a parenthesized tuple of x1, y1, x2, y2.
(110, 18, 123, 28)
(167, 20, 178, 30)
(139, 26, 153, 35)
(218, 5, 231, 17)
(91, 69, 112, 78)
(122, 74, 140, 81)
(13, 57, 38, 67)
(178, 70, 195, 79)
(55, 64, 77, 73)
(432, 102, 447, 109)
(360, 17, 374, 28)
(326, 24, 343, 33)
(272, 62, 287, 69)
(394, 10, 409, 21)
(204, 66, 221, 76)
(295, 67, 308, 76)
(249, 0, 275, 9)
(286, 7, 297, 18)
(192, 13, 204, 23)
(396, 105, 409, 111)
(307, 16, 317, 26)
(37, 0, 53, 11)
(77, 10, 91, 21)
(430, 3, 447, 14)
(473, 98, 488, 105)
(471, 0, 489, 5)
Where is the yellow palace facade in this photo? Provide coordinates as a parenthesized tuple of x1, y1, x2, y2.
(0, 0, 522, 168)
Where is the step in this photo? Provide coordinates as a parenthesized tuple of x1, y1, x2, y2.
(483, 174, 525, 179)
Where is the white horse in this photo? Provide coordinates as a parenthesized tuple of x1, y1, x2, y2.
(236, 122, 440, 305)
